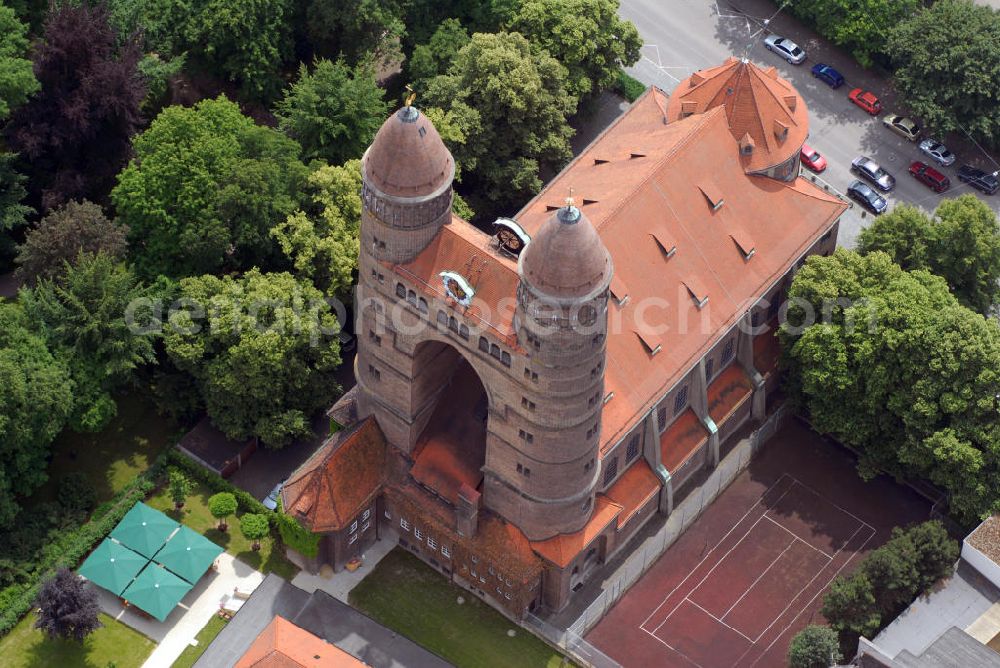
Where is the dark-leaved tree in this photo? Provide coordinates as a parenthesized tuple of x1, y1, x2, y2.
(34, 568, 102, 642)
(4, 2, 145, 212)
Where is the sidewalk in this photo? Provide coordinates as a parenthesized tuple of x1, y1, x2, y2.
(290, 531, 398, 603)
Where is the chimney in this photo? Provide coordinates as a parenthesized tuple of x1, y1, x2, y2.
(456, 483, 481, 537)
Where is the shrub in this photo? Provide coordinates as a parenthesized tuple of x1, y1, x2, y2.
(789, 625, 841, 667)
(614, 69, 646, 102)
(165, 450, 273, 518)
(57, 472, 97, 514)
(208, 493, 237, 531)
(168, 468, 192, 509)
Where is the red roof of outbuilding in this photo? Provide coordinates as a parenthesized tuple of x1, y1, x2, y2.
(604, 460, 662, 529)
(235, 616, 367, 667)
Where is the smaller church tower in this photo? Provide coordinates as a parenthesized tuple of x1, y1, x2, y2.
(484, 201, 613, 541)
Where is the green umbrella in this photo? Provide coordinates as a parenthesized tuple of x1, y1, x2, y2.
(153, 525, 224, 584)
(78, 539, 149, 596)
(109, 502, 180, 558)
(121, 563, 193, 622)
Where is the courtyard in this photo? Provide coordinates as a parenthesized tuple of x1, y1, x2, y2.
(586, 420, 933, 667)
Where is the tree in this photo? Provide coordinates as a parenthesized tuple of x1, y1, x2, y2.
(57, 471, 96, 516)
(406, 18, 470, 85)
(163, 270, 342, 448)
(275, 58, 387, 164)
(0, 303, 73, 527)
(785, 0, 921, 68)
(857, 204, 933, 271)
(271, 160, 363, 297)
(424, 32, 575, 207)
(0, 2, 38, 121)
(239, 513, 269, 551)
(34, 568, 102, 642)
(168, 468, 192, 510)
(907, 521, 960, 590)
(788, 625, 841, 668)
(19, 253, 158, 432)
(861, 538, 920, 612)
(510, 0, 641, 100)
(113, 96, 310, 280)
(306, 0, 405, 63)
(821, 571, 881, 637)
(0, 151, 31, 240)
(4, 2, 145, 212)
(15, 200, 128, 285)
(888, 0, 1000, 146)
(207, 492, 237, 532)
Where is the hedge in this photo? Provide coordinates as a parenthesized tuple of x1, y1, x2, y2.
(614, 69, 647, 103)
(0, 457, 164, 638)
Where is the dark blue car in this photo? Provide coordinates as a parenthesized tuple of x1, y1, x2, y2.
(810, 63, 844, 89)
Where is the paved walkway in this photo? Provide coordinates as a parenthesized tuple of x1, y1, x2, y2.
(92, 552, 265, 668)
(291, 531, 399, 603)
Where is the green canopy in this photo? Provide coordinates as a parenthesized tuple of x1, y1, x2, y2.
(153, 525, 223, 584)
(121, 563, 193, 622)
(109, 502, 179, 558)
(78, 539, 149, 595)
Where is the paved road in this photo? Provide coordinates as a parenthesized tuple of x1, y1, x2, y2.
(620, 0, 1000, 247)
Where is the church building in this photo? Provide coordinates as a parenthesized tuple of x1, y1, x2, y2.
(281, 57, 848, 617)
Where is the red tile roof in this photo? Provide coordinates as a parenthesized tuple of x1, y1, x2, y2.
(660, 409, 710, 473)
(235, 616, 367, 668)
(530, 497, 622, 568)
(707, 364, 753, 424)
(282, 418, 386, 533)
(665, 58, 809, 173)
(604, 460, 662, 529)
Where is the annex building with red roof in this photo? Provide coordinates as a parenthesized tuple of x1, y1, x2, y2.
(281, 57, 847, 617)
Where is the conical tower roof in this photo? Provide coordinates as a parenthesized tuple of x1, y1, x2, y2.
(519, 201, 612, 300)
(665, 57, 808, 173)
(363, 105, 454, 198)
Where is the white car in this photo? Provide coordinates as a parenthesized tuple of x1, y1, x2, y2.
(763, 35, 806, 64)
(262, 482, 283, 510)
(918, 138, 956, 167)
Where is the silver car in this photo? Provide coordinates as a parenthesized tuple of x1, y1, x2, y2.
(851, 156, 896, 192)
(918, 139, 956, 167)
(263, 482, 284, 510)
(764, 35, 806, 64)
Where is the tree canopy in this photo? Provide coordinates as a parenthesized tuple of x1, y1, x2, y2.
(0, 303, 73, 528)
(888, 0, 1000, 146)
(4, 2, 145, 212)
(33, 568, 102, 642)
(275, 58, 387, 165)
(163, 269, 342, 448)
(423, 31, 575, 208)
(788, 625, 840, 668)
(781, 250, 1000, 522)
(15, 200, 128, 285)
(113, 96, 310, 280)
(857, 196, 1000, 314)
(0, 2, 38, 122)
(307, 0, 405, 64)
(406, 18, 470, 85)
(509, 0, 641, 100)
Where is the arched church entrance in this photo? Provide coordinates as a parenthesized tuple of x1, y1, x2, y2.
(409, 340, 489, 505)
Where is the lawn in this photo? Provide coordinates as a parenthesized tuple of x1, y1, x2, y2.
(34, 394, 180, 505)
(170, 615, 227, 668)
(0, 612, 154, 668)
(147, 481, 299, 581)
(350, 549, 572, 668)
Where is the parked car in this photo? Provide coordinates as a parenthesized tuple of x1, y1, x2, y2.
(909, 161, 951, 193)
(957, 165, 999, 195)
(262, 481, 284, 510)
(851, 156, 896, 191)
(848, 88, 882, 115)
(810, 63, 844, 88)
(918, 139, 956, 167)
(881, 114, 921, 142)
(763, 34, 806, 64)
(848, 180, 888, 215)
(800, 143, 827, 172)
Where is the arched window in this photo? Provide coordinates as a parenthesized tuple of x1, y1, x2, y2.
(395, 283, 406, 299)
(501, 352, 511, 367)
(418, 297, 428, 314)
(459, 324, 470, 340)
(407, 290, 417, 306)
(437, 311, 448, 326)
(490, 344, 501, 360)
(479, 337, 489, 353)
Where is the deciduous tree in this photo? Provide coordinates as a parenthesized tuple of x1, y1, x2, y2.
(785, 0, 920, 68)
(15, 200, 128, 285)
(163, 270, 342, 447)
(113, 97, 310, 280)
(4, 2, 145, 211)
(168, 468, 192, 510)
(275, 59, 387, 164)
(788, 625, 841, 668)
(821, 571, 880, 637)
(207, 492, 237, 532)
(0, 2, 38, 121)
(307, 0, 405, 63)
(406, 18, 470, 85)
(239, 513, 269, 551)
(34, 568, 102, 642)
(888, 0, 1000, 146)
(423, 32, 575, 207)
(510, 0, 641, 100)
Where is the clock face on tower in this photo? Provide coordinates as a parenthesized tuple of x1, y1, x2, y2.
(439, 271, 475, 307)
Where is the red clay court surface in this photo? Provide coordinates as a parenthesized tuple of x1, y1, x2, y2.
(586, 420, 931, 667)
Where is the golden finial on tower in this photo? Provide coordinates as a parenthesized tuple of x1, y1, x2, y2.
(565, 186, 576, 209)
(404, 84, 416, 108)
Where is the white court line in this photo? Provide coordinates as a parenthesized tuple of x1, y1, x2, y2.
(761, 514, 834, 559)
(720, 537, 799, 621)
(685, 598, 755, 644)
(639, 475, 794, 631)
(746, 524, 878, 668)
(781, 475, 877, 533)
(639, 626, 705, 668)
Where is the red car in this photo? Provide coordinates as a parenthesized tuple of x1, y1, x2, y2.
(800, 143, 827, 172)
(909, 161, 951, 193)
(848, 88, 882, 115)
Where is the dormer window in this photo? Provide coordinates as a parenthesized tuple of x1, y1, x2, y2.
(635, 330, 662, 356)
(682, 279, 709, 309)
(697, 181, 724, 211)
(729, 230, 756, 261)
(650, 228, 677, 258)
